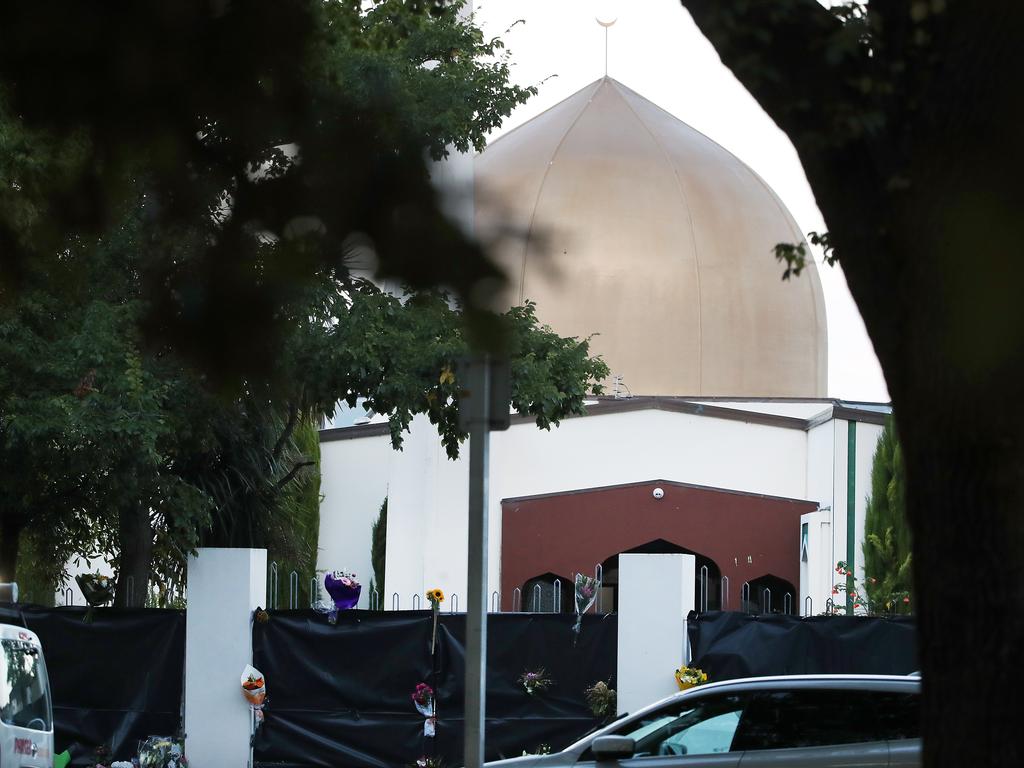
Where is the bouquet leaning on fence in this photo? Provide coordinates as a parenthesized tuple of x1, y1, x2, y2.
(75, 571, 115, 623)
(411, 682, 436, 737)
(572, 574, 600, 642)
(519, 667, 553, 696)
(76, 572, 115, 607)
(584, 680, 617, 718)
(138, 736, 187, 768)
(321, 570, 361, 624)
(241, 664, 268, 725)
(674, 666, 708, 691)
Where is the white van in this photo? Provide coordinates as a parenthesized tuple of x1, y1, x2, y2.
(0, 623, 53, 767)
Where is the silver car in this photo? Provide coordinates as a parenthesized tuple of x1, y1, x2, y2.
(487, 674, 920, 767)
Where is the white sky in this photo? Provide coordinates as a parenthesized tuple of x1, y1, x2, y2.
(474, 0, 889, 402)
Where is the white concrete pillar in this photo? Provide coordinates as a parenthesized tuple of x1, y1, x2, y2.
(185, 548, 267, 768)
(617, 554, 695, 715)
(800, 509, 834, 616)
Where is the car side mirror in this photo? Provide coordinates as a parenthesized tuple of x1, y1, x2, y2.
(591, 736, 636, 761)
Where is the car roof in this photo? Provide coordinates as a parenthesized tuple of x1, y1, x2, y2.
(562, 674, 919, 754)
(0, 623, 40, 644)
(626, 675, 919, 720)
(688, 673, 917, 690)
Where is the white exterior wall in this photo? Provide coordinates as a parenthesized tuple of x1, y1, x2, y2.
(385, 414, 470, 608)
(317, 433, 394, 607)
(318, 403, 889, 612)
(692, 400, 833, 419)
(378, 408, 809, 605)
(805, 419, 836, 506)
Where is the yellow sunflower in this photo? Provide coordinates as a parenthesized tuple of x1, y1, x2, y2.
(427, 588, 445, 603)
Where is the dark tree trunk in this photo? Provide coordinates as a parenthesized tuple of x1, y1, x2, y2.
(677, 2, 1024, 764)
(0, 513, 26, 583)
(843, 7, 1024, 763)
(115, 503, 154, 607)
(896, 397, 1024, 767)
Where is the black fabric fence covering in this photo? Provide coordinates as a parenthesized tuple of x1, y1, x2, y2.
(687, 611, 917, 681)
(0, 605, 186, 759)
(253, 611, 617, 768)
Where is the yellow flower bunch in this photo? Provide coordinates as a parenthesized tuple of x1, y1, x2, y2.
(427, 588, 445, 604)
(674, 666, 708, 690)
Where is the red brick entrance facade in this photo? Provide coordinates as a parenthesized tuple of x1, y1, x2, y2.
(500, 479, 817, 611)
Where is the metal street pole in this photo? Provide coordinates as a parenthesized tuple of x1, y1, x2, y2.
(463, 358, 491, 768)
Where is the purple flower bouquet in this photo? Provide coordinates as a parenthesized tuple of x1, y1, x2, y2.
(325, 571, 362, 611)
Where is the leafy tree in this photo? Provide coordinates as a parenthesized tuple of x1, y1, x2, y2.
(296, 280, 609, 458)
(0, 1, 545, 604)
(263, 417, 322, 609)
(0, 1, 605, 616)
(312, 0, 534, 160)
(0, 200, 607, 604)
(678, 1, 1023, 762)
(0, 222, 216, 602)
(0, 1, 534, 383)
(862, 419, 912, 613)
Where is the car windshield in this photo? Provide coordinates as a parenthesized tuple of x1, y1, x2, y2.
(625, 714, 681, 742)
(625, 698, 744, 757)
(569, 711, 630, 747)
(0, 639, 52, 731)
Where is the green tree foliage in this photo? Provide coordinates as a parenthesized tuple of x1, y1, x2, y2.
(299, 281, 609, 459)
(369, 498, 388, 602)
(0, 1, 535, 382)
(13, 534, 57, 606)
(0, 218, 216, 599)
(265, 417, 322, 609)
(312, 0, 535, 159)
(862, 419, 913, 613)
(0, 1, 551, 604)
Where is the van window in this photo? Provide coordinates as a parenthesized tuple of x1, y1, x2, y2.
(0, 639, 52, 731)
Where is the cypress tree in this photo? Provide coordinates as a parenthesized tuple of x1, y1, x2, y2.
(369, 498, 387, 604)
(862, 418, 913, 613)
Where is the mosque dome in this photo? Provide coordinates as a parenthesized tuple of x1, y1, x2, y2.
(475, 77, 827, 397)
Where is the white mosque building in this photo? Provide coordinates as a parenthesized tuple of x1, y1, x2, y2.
(316, 77, 889, 615)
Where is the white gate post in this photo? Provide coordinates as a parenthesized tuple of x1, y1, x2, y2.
(617, 553, 696, 714)
(185, 548, 267, 767)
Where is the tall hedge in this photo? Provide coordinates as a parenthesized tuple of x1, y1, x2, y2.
(369, 498, 387, 604)
(862, 418, 913, 613)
